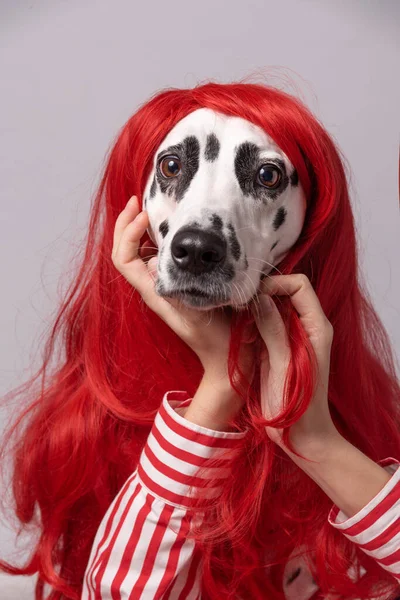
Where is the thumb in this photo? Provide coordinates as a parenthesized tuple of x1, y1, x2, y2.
(252, 295, 291, 365)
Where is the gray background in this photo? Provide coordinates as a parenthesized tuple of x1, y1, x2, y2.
(1, 0, 399, 594)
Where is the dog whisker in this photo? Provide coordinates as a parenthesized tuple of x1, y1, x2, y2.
(246, 257, 284, 276)
(142, 253, 158, 264)
(232, 281, 247, 311)
(241, 270, 259, 300)
(234, 225, 254, 233)
(246, 262, 289, 297)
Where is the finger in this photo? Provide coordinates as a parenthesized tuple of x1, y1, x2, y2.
(251, 295, 291, 366)
(260, 274, 329, 329)
(260, 274, 334, 360)
(113, 210, 165, 309)
(117, 210, 149, 266)
(112, 195, 140, 253)
(114, 225, 202, 336)
(113, 210, 212, 337)
(113, 212, 200, 325)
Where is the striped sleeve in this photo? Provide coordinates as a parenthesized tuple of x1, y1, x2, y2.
(81, 390, 246, 600)
(328, 457, 400, 583)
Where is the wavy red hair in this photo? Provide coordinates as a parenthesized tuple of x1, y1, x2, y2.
(1, 81, 400, 599)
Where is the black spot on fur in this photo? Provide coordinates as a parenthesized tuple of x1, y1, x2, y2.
(271, 240, 278, 250)
(227, 224, 241, 261)
(273, 207, 287, 231)
(210, 213, 223, 231)
(204, 133, 220, 162)
(290, 169, 299, 187)
(159, 220, 169, 238)
(234, 142, 259, 196)
(234, 142, 289, 202)
(156, 136, 200, 202)
(143, 196, 148, 208)
(222, 264, 235, 280)
(150, 177, 157, 198)
(244, 255, 249, 269)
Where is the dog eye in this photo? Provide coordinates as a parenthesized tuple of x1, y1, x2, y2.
(160, 156, 181, 178)
(257, 164, 282, 189)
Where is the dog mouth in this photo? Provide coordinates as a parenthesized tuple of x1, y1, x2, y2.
(156, 283, 230, 310)
(173, 287, 210, 298)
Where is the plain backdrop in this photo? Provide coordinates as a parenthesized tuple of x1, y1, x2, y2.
(0, 0, 399, 594)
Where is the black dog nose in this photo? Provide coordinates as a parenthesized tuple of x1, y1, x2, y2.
(171, 228, 227, 275)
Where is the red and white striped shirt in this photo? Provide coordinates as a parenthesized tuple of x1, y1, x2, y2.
(82, 391, 400, 600)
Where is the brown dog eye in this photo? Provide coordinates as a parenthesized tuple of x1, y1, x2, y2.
(258, 164, 282, 189)
(160, 156, 181, 178)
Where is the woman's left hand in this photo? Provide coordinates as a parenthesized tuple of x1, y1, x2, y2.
(251, 274, 339, 450)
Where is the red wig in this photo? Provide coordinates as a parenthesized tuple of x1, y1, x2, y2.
(1, 81, 400, 599)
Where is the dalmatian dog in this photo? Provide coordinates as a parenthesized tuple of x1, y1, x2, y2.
(143, 108, 307, 311)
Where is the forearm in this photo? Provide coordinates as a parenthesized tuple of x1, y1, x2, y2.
(288, 433, 392, 518)
(178, 374, 393, 521)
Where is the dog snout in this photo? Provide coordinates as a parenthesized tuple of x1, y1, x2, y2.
(171, 228, 227, 275)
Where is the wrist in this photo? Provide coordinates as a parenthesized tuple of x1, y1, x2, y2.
(282, 414, 341, 454)
(285, 428, 346, 463)
(182, 372, 244, 431)
(200, 356, 229, 379)
(283, 432, 393, 518)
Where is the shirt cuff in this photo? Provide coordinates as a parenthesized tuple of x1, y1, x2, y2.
(328, 458, 400, 530)
(328, 457, 400, 581)
(137, 390, 246, 508)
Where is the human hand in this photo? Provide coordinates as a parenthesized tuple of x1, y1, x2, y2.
(251, 274, 339, 449)
(111, 196, 253, 384)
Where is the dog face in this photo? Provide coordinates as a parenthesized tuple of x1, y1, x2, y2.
(143, 108, 307, 310)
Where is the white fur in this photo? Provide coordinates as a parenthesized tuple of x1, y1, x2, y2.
(143, 108, 306, 310)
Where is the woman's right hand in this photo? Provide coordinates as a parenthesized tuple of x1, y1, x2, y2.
(112, 196, 242, 380)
